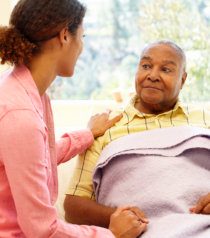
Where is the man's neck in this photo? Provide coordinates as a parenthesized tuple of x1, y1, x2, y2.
(134, 100, 177, 115)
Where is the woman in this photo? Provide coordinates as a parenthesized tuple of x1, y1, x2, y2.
(0, 0, 146, 237)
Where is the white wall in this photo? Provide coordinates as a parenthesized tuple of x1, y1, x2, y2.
(0, 0, 12, 25)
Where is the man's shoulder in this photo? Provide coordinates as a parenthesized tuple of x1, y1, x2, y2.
(182, 102, 210, 111)
(180, 102, 210, 128)
(109, 108, 124, 118)
(109, 106, 132, 127)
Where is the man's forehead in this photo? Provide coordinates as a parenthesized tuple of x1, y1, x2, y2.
(140, 55, 177, 66)
(140, 43, 180, 60)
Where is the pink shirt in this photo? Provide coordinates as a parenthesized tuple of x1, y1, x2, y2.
(0, 65, 114, 238)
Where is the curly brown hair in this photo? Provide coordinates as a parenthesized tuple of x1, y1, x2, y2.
(0, 0, 86, 65)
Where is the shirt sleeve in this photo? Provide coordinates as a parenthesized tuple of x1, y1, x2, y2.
(56, 129, 94, 165)
(0, 110, 114, 238)
(66, 135, 104, 200)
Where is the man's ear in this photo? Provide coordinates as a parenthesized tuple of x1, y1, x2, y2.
(180, 72, 187, 89)
(58, 27, 72, 46)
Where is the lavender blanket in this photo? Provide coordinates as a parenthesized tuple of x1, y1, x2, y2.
(93, 126, 210, 238)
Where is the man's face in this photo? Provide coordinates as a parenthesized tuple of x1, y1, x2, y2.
(135, 43, 187, 112)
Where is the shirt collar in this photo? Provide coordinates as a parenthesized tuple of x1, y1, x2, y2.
(120, 94, 188, 125)
(12, 65, 44, 119)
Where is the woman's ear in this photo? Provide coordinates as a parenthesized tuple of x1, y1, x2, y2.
(58, 27, 72, 46)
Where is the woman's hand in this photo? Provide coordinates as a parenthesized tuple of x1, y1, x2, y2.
(190, 193, 210, 214)
(109, 206, 148, 238)
(87, 109, 122, 138)
(129, 206, 149, 224)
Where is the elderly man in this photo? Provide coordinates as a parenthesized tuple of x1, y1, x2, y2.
(64, 40, 210, 231)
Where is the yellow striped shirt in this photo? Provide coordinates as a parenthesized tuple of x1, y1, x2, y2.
(66, 96, 210, 200)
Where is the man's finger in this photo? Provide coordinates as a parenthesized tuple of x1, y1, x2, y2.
(135, 214, 149, 224)
(194, 203, 205, 214)
(202, 203, 210, 214)
(138, 217, 149, 224)
(130, 208, 149, 224)
(131, 208, 146, 218)
(189, 206, 196, 213)
(194, 196, 210, 214)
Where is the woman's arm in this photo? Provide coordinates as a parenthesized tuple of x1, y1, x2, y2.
(0, 110, 115, 238)
(55, 110, 122, 165)
(56, 129, 94, 165)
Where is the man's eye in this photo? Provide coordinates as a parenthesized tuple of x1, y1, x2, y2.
(162, 67, 171, 72)
(142, 64, 150, 69)
(82, 34, 86, 38)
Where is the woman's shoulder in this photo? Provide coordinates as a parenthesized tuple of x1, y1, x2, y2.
(0, 67, 40, 120)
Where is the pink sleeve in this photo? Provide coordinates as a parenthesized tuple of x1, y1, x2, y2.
(56, 129, 94, 165)
(0, 110, 113, 238)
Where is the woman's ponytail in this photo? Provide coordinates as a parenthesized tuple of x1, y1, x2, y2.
(0, 0, 86, 66)
(0, 26, 37, 65)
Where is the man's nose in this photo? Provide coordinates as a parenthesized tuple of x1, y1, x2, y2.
(147, 68, 160, 82)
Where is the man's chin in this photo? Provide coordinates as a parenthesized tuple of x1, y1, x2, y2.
(140, 90, 163, 103)
(141, 97, 162, 105)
